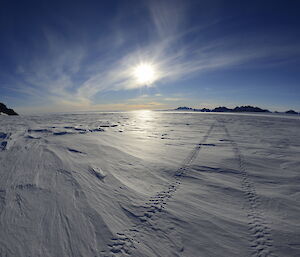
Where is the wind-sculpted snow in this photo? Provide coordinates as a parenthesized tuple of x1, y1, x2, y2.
(0, 112, 299, 257)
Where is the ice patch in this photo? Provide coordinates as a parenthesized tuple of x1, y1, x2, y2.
(68, 148, 85, 154)
(0, 132, 9, 151)
(0, 132, 7, 139)
(28, 129, 51, 133)
(89, 128, 105, 132)
(53, 131, 74, 136)
(199, 143, 216, 146)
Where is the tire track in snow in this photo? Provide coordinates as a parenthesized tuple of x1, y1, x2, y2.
(102, 122, 216, 257)
(218, 120, 276, 257)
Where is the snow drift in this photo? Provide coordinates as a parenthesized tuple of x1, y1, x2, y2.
(0, 111, 299, 257)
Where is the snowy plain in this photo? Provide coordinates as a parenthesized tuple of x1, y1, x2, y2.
(0, 111, 299, 257)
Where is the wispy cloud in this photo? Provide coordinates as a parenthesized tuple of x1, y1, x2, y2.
(163, 97, 184, 101)
(5, 0, 300, 112)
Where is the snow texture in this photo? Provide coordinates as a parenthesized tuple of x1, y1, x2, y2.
(0, 112, 299, 257)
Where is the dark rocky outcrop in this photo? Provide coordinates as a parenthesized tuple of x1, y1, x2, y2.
(285, 110, 298, 115)
(0, 103, 18, 115)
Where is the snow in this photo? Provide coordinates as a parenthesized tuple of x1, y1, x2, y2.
(0, 111, 299, 257)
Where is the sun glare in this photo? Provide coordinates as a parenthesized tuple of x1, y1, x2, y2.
(133, 64, 156, 85)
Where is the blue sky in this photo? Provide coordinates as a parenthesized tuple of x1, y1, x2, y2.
(0, 0, 299, 113)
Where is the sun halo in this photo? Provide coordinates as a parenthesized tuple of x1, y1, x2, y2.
(133, 63, 156, 85)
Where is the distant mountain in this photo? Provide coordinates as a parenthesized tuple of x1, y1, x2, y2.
(285, 110, 298, 115)
(176, 107, 194, 111)
(232, 106, 270, 113)
(175, 106, 211, 112)
(199, 108, 211, 112)
(0, 103, 18, 115)
(175, 105, 271, 113)
(211, 106, 232, 112)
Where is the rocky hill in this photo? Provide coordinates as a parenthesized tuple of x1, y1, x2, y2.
(0, 102, 18, 115)
(285, 110, 298, 114)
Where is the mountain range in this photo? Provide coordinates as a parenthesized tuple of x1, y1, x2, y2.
(175, 106, 299, 114)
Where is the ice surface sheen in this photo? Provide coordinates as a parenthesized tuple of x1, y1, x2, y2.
(0, 112, 299, 257)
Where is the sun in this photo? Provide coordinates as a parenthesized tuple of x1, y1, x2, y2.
(133, 63, 156, 85)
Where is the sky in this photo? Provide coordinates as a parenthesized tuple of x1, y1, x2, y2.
(0, 0, 299, 114)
